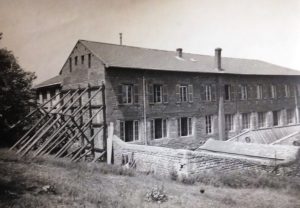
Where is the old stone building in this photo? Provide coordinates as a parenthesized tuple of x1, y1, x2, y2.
(34, 40, 300, 149)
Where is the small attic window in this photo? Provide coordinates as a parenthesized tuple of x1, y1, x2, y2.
(69, 58, 72, 72)
(88, 53, 91, 68)
(75, 56, 78, 65)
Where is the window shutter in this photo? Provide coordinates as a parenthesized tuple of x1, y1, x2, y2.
(237, 85, 242, 100)
(188, 84, 193, 102)
(230, 85, 235, 101)
(277, 84, 282, 98)
(291, 84, 295, 97)
(117, 85, 123, 105)
(120, 121, 125, 141)
(134, 85, 139, 104)
(177, 118, 181, 136)
(134, 120, 139, 140)
(150, 120, 154, 140)
(211, 84, 216, 101)
(163, 85, 168, 104)
(148, 83, 154, 104)
(200, 85, 206, 101)
(163, 119, 167, 138)
(176, 84, 180, 103)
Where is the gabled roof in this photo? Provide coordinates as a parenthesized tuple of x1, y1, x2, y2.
(33, 75, 62, 89)
(80, 40, 300, 76)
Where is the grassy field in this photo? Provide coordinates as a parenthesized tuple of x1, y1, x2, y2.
(0, 149, 300, 208)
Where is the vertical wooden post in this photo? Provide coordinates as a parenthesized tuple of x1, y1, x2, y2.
(102, 82, 107, 156)
(88, 84, 95, 157)
(294, 85, 299, 123)
(79, 86, 84, 146)
(107, 122, 113, 164)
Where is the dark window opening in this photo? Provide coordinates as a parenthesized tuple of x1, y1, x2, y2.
(75, 56, 78, 65)
(69, 58, 72, 72)
(81, 55, 84, 64)
(88, 53, 91, 68)
(150, 119, 167, 139)
(178, 117, 192, 137)
(180, 85, 188, 102)
(273, 111, 279, 126)
(120, 120, 139, 142)
(153, 85, 162, 103)
(224, 85, 231, 100)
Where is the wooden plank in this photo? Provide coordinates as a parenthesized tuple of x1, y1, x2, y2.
(107, 122, 114, 164)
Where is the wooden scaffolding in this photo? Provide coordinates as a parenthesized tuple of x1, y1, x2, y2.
(10, 83, 107, 162)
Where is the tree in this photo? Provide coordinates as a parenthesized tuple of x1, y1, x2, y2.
(0, 45, 36, 146)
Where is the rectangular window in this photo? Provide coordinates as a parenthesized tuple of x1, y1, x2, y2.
(224, 85, 231, 101)
(273, 110, 280, 126)
(49, 91, 55, 107)
(178, 117, 192, 137)
(81, 55, 84, 64)
(88, 53, 91, 68)
(225, 114, 234, 132)
(122, 84, 133, 104)
(42, 92, 47, 103)
(74, 56, 78, 65)
(69, 57, 72, 72)
(258, 112, 266, 128)
(257, 85, 263, 99)
(287, 109, 295, 124)
(120, 120, 139, 142)
(150, 118, 168, 139)
(242, 113, 250, 130)
(284, 84, 291, 97)
(180, 85, 188, 102)
(153, 84, 162, 103)
(205, 115, 213, 134)
(240, 85, 248, 100)
(271, 85, 277, 99)
(205, 85, 212, 101)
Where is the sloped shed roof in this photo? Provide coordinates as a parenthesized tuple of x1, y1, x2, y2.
(33, 75, 62, 89)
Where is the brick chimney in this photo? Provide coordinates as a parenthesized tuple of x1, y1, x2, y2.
(176, 48, 183, 58)
(215, 48, 222, 71)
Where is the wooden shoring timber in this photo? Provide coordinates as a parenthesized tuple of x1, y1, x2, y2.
(37, 108, 74, 142)
(91, 150, 106, 163)
(87, 84, 94, 158)
(40, 87, 103, 159)
(55, 106, 103, 158)
(17, 117, 55, 154)
(73, 148, 93, 162)
(32, 123, 73, 157)
(38, 128, 70, 156)
(10, 91, 61, 130)
(101, 82, 107, 156)
(10, 91, 72, 151)
(70, 126, 104, 161)
(33, 104, 92, 157)
(18, 89, 83, 156)
(40, 105, 94, 157)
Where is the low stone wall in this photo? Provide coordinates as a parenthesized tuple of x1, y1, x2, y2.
(112, 136, 300, 177)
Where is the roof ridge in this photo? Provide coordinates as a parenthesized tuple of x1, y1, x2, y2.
(78, 39, 270, 62)
(78, 39, 214, 57)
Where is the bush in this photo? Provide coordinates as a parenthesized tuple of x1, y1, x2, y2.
(145, 184, 168, 203)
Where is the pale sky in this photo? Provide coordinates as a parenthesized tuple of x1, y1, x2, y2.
(0, 0, 300, 84)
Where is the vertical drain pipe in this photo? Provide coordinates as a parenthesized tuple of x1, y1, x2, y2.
(143, 75, 148, 145)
